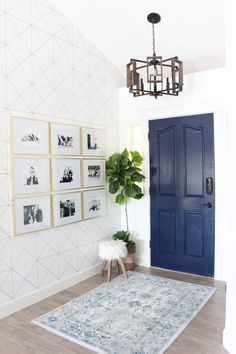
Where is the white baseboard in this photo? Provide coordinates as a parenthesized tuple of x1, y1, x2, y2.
(0, 264, 101, 320)
(135, 256, 150, 268)
(223, 328, 236, 353)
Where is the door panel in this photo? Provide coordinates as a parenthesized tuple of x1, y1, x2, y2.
(184, 126, 204, 196)
(184, 211, 203, 257)
(159, 126, 176, 196)
(159, 210, 177, 253)
(149, 113, 215, 277)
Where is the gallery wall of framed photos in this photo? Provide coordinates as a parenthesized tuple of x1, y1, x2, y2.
(11, 116, 107, 236)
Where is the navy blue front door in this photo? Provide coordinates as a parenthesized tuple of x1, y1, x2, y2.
(149, 114, 215, 277)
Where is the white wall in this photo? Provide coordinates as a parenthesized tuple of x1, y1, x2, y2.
(223, 0, 236, 352)
(0, 0, 121, 318)
(119, 68, 228, 280)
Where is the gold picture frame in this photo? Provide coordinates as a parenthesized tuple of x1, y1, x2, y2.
(11, 116, 50, 156)
(52, 191, 82, 227)
(82, 188, 107, 220)
(50, 122, 81, 156)
(13, 194, 51, 236)
(81, 127, 105, 157)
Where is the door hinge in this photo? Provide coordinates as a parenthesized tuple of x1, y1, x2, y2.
(148, 132, 150, 140)
(149, 240, 151, 248)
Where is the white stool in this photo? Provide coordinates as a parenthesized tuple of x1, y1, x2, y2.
(99, 240, 128, 281)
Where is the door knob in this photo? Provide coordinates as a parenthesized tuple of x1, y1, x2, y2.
(201, 202, 213, 208)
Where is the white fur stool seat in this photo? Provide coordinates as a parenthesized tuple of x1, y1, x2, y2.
(99, 240, 128, 281)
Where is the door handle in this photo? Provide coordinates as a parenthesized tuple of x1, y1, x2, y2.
(201, 202, 213, 208)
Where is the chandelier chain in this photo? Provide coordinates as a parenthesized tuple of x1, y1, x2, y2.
(152, 23, 156, 55)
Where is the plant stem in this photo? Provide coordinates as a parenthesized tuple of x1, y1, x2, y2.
(125, 201, 129, 233)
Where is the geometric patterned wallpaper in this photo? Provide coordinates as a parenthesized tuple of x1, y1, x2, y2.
(0, 0, 123, 305)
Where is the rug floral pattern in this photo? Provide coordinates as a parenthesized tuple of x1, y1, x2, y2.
(33, 271, 216, 354)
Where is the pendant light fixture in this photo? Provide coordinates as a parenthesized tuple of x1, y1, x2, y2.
(127, 13, 183, 99)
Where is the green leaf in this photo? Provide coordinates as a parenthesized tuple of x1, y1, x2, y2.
(125, 167, 136, 175)
(124, 183, 142, 198)
(121, 157, 129, 166)
(132, 172, 145, 182)
(124, 184, 134, 198)
(106, 169, 114, 177)
(115, 193, 126, 204)
(132, 183, 142, 194)
(127, 240, 135, 247)
(108, 177, 115, 183)
(133, 193, 144, 200)
(109, 180, 120, 194)
(131, 151, 143, 166)
(112, 230, 130, 242)
(121, 148, 129, 158)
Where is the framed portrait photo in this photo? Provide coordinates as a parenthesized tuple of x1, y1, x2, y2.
(51, 158, 81, 191)
(11, 117, 49, 155)
(51, 123, 80, 156)
(83, 159, 106, 188)
(14, 195, 51, 235)
(52, 192, 82, 227)
(13, 158, 50, 195)
(82, 127, 105, 156)
(83, 189, 106, 220)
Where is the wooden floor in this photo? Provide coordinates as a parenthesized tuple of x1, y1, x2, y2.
(0, 266, 228, 354)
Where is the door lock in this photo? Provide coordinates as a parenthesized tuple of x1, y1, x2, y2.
(201, 202, 213, 208)
(206, 177, 214, 195)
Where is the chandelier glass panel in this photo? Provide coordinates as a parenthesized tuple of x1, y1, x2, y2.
(127, 13, 183, 99)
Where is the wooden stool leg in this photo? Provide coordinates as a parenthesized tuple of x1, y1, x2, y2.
(101, 260, 107, 277)
(117, 260, 120, 273)
(118, 258, 128, 279)
(107, 260, 112, 282)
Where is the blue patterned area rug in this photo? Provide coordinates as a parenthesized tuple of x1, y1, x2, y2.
(32, 271, 216, 354)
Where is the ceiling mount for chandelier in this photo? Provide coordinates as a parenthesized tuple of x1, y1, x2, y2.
(127, 12, 183, 99)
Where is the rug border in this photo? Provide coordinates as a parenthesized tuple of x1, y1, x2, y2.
(32, 271, 217, 354)
(31, 319, 106, 354)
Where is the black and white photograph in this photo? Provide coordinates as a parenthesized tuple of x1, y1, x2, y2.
(82, 127, 105, 156)
(25, 166, 39, 185)
(24, 204, 43, 225)
(59, 166, 73, 183)
(14, 196, 51, 235)
(13, 158, 50, 195)
(51, 123, 80, 155)
(60, 199, 75, 218)
(21, 133, 40, 144)
(89, 199, 101, 212)
(53, 192, 82, 226)
(83, 159, 106, 187)
(83, 189, 106, 219)
(88, 165, 101, 178)
(51, 158, 81, 191)
(58, 134, 73, 148)
(12, 117, 49, 155)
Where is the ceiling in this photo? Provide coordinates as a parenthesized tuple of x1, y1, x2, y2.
(50, 0, 226, 77)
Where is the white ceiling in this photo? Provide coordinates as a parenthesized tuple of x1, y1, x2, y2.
(51, 0, 226, 77)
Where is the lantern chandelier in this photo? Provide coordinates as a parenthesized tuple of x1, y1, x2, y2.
(127, 13, 183, 99)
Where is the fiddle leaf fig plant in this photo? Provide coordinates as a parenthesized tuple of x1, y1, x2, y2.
(106, 148, 145, 235)
(112, 230, 135, 248)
